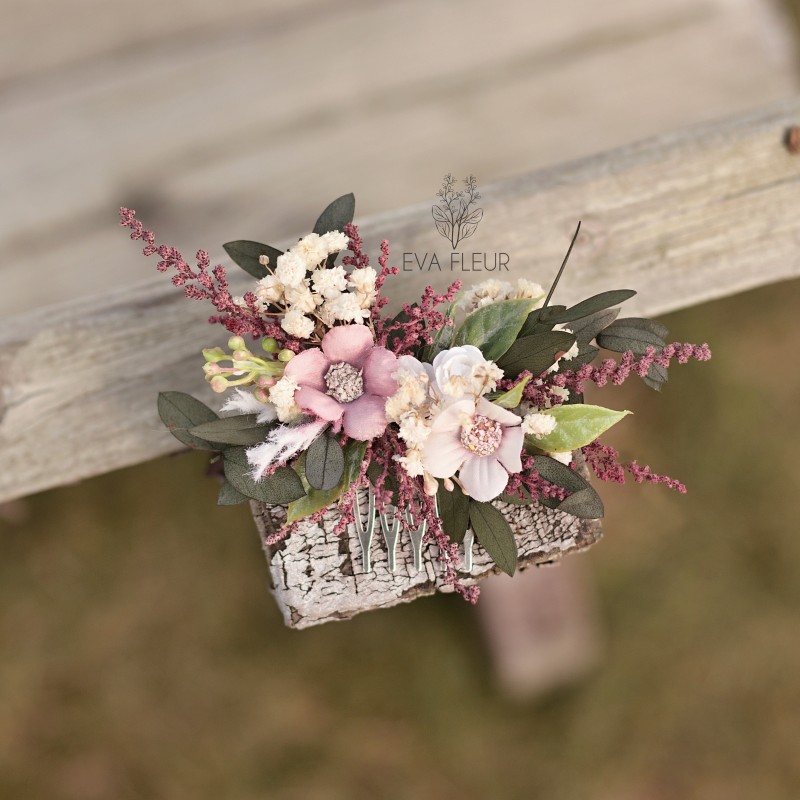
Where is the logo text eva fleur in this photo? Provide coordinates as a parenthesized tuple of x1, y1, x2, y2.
(401, 252, 510, 272)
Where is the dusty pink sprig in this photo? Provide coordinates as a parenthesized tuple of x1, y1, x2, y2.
(582, 440, 686, 493)
(554, 342, 712, 393)
(119, 207, 286, 342)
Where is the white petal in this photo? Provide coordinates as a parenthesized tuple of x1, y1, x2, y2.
(429, 398, 475, 434)
(476, 397, 521, 427)
(494, 426, 524, 474)
(458, 455, 509, 502)
(422, 431, 468, 478)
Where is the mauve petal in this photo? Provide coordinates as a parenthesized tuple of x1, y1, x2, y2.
(422, 431, 468, 478)
(284, 348, 330, 391)
(477, 397, 522, 427)
(363, 347, 399, 397)
(295, 386, 343, 422)
(321, 324, 374, 367)
(341, 394, 388, 440)
(430, 398, 475, 434)
(459, 455, 509, 502)
(495, 426, 524, 474)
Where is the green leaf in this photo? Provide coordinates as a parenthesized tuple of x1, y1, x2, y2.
(568, 308, 621, 347)
(286, 441, 367, 524)
(518, 305, 567, 338)
(157, 391, 223, 451)
(489, 375, 531, 409)
(526, 404, 631, 453)
(469, 500, 518, 576)
(496, 331, 576, 377)
(557, 486, 604, 519)
(222, 240, 283, 280)
(437, 483, 470, 544)
(223, 447, 305, 504)
(453, 298, 539, 361)
(560, 344, 598, 370)
(499, 487, 534, 505)
(313, 193, 355, 235)
(597, 318, 667, 355)
(642, 362, 669, 392)
(543, 290, 636, 324)
(531, 455, 588, 493)
(190, 414, 273, 446)
(305, 433, 345, 490)
(385, 305, 416, 354)
(217, 481, 249, 506)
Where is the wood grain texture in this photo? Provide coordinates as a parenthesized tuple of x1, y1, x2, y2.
(251, 488, 602, 629)
(2, 96, 800, 503)
(1, 0, 795, 313)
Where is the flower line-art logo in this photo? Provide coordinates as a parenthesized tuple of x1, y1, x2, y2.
(432, 174, 484, 250)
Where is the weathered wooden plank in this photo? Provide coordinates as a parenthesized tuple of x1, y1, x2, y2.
(1, 97, 800, 503)
(1, 0, 795, 313)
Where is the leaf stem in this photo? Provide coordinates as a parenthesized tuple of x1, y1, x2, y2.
(542, 221, 581, 309)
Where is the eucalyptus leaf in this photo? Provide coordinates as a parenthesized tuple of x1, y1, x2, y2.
(437, 484, 470, 544)
(305, 433, 345, 490)
(453, 298, 539, 361)
(217, 481, 249, 506)
(191, 414, 273, 446)
(642, 361, 669, 392)
(499, 487, 534, 505)
(568, 308, 621, 346)
(597, 318, 667, 355)
(287, 441, 367, 524)
(222, 240, 283, 280)
(518, 305, 567, 338)
(531, 454, 589, 493)
(496, 331, 576, 377)
(157, 391, 222, 451)
(223, 447, 305, 504)
(544, 290, 636, 324)
(559, 344, 598, 370)
(469, 500, 517, 576)
(313, 193, 356, 235)
(489, 375, 531, 409)
(557, 486, 604, 519)
(526, 404, 631, 453)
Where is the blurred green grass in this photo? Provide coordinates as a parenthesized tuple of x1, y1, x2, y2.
(2, 277, 800, 800)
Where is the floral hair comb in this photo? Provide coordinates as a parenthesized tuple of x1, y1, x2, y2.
(120, 194, 711, 605)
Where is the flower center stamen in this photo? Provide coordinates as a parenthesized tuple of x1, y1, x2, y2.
(460, 414, 503, 456)
(325, 362, 364, 403)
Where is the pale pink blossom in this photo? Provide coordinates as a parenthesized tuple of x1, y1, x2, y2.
(283, 324, 398, 440)
(422, 397, 523, 502)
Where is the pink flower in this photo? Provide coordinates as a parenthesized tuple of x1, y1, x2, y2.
(422, 398, 524, 502)
(283, 324, 398, 441)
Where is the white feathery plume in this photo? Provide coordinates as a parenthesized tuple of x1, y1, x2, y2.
(221, 388, 278, 424)
(246, 419, 327, 479)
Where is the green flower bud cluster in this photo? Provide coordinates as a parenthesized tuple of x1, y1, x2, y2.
(202, 337, 288, 394)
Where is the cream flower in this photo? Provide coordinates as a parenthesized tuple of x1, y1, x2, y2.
(284, 281, 317, 314)
(275, 252, 307, 288)
(320, 230, 349, 253)
(311, 265, 348, 299)
(280, 308, 315, 339)
(459, 279, 514, 311)
(395, 447, 424, 477)
(521, 412, 557, 438)
(255, 274, 284, 304)
(268, 376, 302, 422)
(326, 291, 370, 323)
(292, 233, 329, 267)
(348, 267, 377, 308)
(512, 279, 545, 303)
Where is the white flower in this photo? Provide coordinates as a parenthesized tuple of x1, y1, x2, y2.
(321, 230, 349, 253)
(549, 385, 570, 403)
(512, 279, 545, 303)
(284, 281, 317, 313)
(432, 345, 503, 399)
(459, 279, 514, 311)
(394, 447, 424, 477)
(292, 233, 329, 267)
(547, 451, 573, 465)
(398, 413, 431, 447)
(311, 265, 348, 299)
(268, 375, 302, 422)
(521, 412, 557, 438)
(348, 266, 377, 294)
(275, 251, 308, 288)
(255, 274, 284, 304)
(326, 292, 370, 323)
(221, 388, 277, 424)
(547, 324, 580, 372)
(280, 308, 315, 339)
